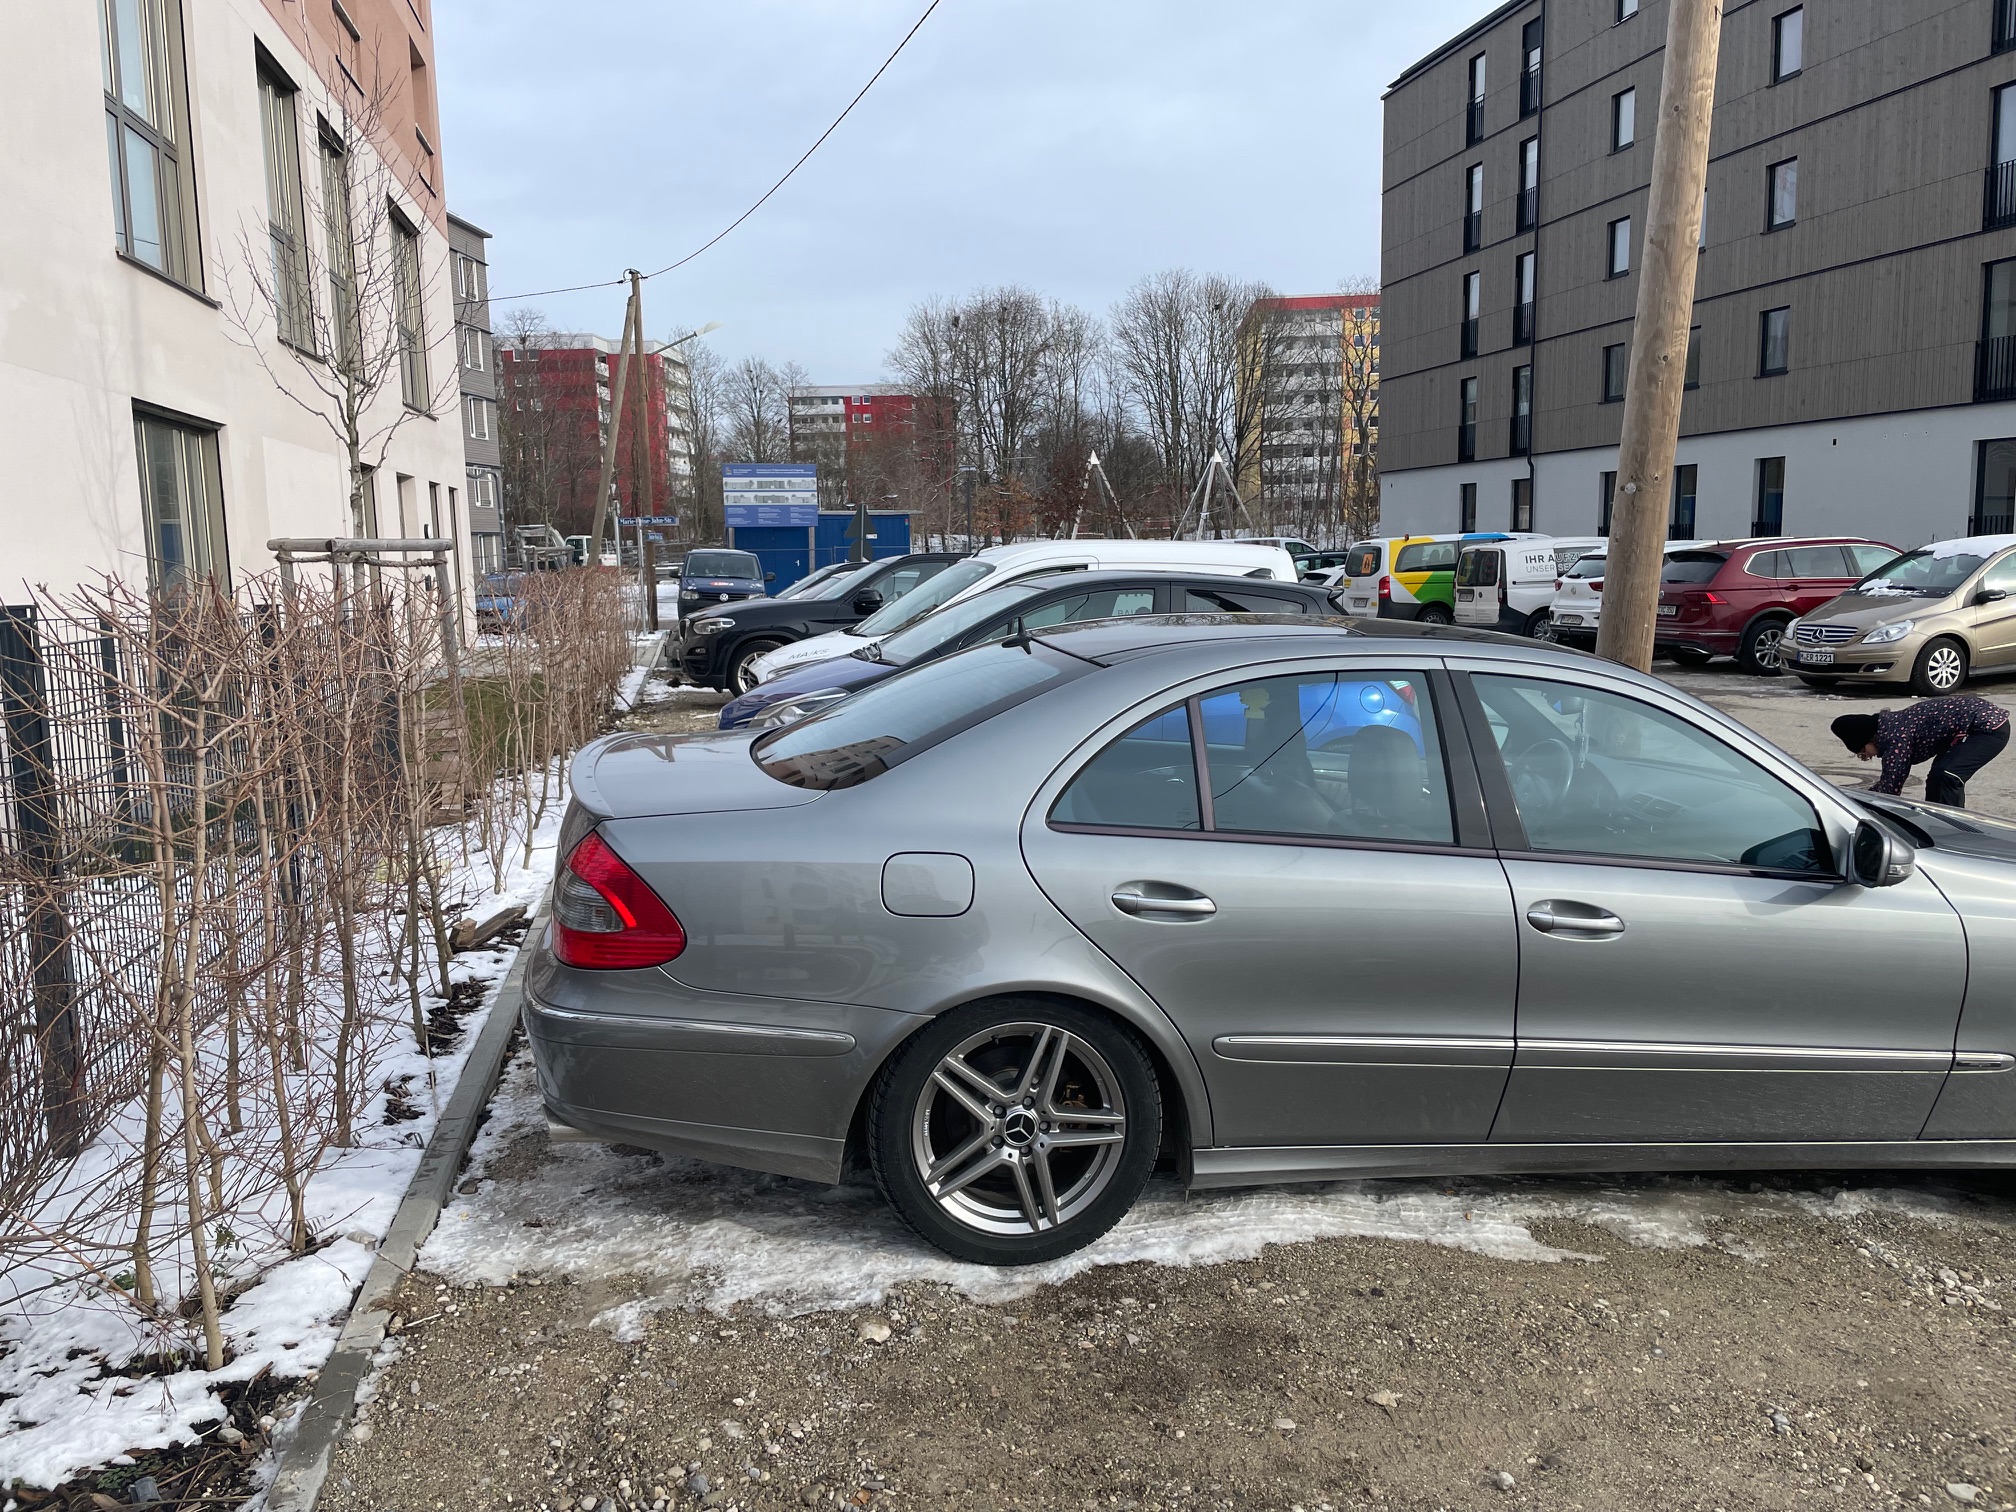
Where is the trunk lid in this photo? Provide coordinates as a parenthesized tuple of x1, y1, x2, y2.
(569, 730, 822, 819)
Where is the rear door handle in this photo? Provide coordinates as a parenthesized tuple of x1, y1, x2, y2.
(1526, 901, 1625, 937)
(1112, 886, 1217, 919)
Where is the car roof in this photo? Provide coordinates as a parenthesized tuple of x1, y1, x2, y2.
(1032, 613, 1566, 666)
(970, 538, 1290, 566)
(1005, 568, 1327, 592)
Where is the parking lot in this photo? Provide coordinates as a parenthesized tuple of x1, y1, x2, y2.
(322, 662, 2016, 1512)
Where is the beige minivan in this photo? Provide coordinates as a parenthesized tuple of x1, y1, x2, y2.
(1785, 533, 2016, 694)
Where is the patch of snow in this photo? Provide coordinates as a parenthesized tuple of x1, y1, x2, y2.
(1929, 534, 2016, 560)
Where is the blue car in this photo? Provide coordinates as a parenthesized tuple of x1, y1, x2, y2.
(718, 569, 1369, 731)
(676, 549, 771, 616)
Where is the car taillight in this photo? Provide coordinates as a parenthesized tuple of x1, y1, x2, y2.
(1591, 579, 1604, 595)
(1553, 579, 1563, 592)
(1498, 574, 1508, 605)
(1377, 575, 1392, 601)
(1703, 591, 1728, 605)
(551, 831, 686, 969)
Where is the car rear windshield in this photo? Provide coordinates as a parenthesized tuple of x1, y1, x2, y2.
(1661, 551, 1728, 584)
(1344, 545, 1383, 577)
(686, 551, 760, 579)
(1563, 555, 1606, 579)
(1395, 542, 1461, 573)
(753, 644, 1084, 790)
(1455, 550, 1500, 587)
(852, 559, 995, 636)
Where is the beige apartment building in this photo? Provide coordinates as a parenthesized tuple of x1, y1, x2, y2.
(1380, 0, 2016, 547)
(1, 0, 468, 600)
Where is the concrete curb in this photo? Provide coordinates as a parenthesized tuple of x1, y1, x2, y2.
(264, 916, 539, 1512)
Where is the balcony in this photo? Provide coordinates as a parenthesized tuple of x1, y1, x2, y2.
(1514, 300, 1535, 345)
(1987, 159, 2016, 229)
(1467, 97, 1485, 144)
(1464, 210, 1482, 253)
(1977, 335, 2016, 401)
(1999, 0, 2016, 53)
(1460, 317, 1479, 360)
(1458, 422, 1477, 463)
(1517, 186, 1538, 231)
(1521, 64, 1541, 116)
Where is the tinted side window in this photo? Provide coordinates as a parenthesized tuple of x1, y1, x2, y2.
(1345, 546, 1383, 577)
(1784, 545, 1852, 578)
(1051, 706, 1201, 830)
(1183, 588, 1313, 614)
(1471, 674, 1829, 873)
(1983, 554, 2016, 594)
(1197, 672, 1453, 844)
(978, 587, 1159, 640)
(1848, 545, 1900, 575)
(1457, 551, 1500, 587)
(1395, 542, 1460, 573)
(1745, 550, 1786, 579)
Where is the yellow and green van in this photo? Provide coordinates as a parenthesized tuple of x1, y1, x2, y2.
(1336, 533, 1514, 623)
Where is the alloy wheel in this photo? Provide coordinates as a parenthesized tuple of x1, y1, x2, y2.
(1927, 643, 1966, 691)
(908, 1022, 1128, 1237)
(1751, 624, 1785, 670)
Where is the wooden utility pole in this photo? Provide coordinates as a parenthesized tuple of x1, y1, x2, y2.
(588, 270, 644, 555)
(631, 297, 656, 616)
(1595, 0, 1723, 672)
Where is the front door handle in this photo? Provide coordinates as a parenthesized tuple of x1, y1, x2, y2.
(1112, 885, 1217, 919)
(1526, 900, 1625, 937)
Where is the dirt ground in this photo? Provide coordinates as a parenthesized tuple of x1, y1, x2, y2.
(317, 662, 2016, 1512)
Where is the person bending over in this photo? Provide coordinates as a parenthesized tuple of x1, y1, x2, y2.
(1832, 697, 2010, 807)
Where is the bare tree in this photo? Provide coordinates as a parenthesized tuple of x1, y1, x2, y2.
(722, 357, 794, 462)
(1336, 277, 1383, 543)
(682, 338, 729, 542)
(223, 61, 456, 538)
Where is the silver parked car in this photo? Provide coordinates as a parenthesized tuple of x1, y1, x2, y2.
(528, 618, 2016, 1265)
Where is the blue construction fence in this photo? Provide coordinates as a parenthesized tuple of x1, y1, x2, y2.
(727, 511, 912, 594)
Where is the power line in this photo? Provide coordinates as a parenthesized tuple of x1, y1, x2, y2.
(488, 0, 944, 305)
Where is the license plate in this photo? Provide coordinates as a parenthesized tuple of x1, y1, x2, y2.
(1800, 649, 1835, 666)
(1555, 614, 1583, 627)
(1658, 604, 1679, 617)
(1458, 589, 1475, 601)
(1349, 598, 1371, 610)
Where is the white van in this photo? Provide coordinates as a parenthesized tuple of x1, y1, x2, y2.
(745, 538, 1298, 684)
(1454, 538, 1562, 636)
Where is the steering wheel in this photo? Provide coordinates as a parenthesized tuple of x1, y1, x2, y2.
(1508, 738, 1576, 818)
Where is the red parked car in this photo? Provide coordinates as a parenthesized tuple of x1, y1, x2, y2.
(1656, 537, 1900, 673)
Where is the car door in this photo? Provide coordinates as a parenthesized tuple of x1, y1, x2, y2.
(1022, 660, 1520, 1147)
(1453, 665, 1966, 1144)
(1968, 552, 2016, 664)
(1780, 545, 1859, 619)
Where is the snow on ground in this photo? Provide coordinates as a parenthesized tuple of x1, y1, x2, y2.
(0, 801, 566, 1491)
(425, 1056, 1993, 1338)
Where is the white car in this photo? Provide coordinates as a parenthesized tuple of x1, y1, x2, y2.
(745, 538, 1298, 684)
(1547, 542, 1711, 646)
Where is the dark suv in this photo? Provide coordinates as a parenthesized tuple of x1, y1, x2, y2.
(674, 548, 771, 615)
(1654, 536, 1898, 673)
(678, 553, 963, 691)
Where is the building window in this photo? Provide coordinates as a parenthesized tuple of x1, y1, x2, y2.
(1759, 306, 1791, 376)
(134, 409, 226, 591)
(1612, 88, 1637, 151)
(1685, 325, 1703, 389)
(1461, 271, 1481, 359)
(258, 66, 313, 349)
(1603, 342, 1629, 403)
(1608, 216, 1632, 278)
(1670, 463, 1699, 539)
(461, 324, 487, 371)
(1467, 53, 1487, 145)
(1465, 163, 1484, 252)
(1511, 476, 1533, 533)
(453, 252, 485, 302)
(1772, 8, 1804, 81)
(1617, 0, 1639, 19)
(320, 135, 360, 368)
(466, 396, 493, 440)
(1978, 258, 2016, 401)
(1767, 158, 1799, 230)
(101, 0, 199, 285)
(331, 0, 363, 87)
(1989, 85, 2016, 230)
(1521, 17, 1543, 116)
(1460, 481, 1478, 532)
(1511, 364, 1533, 455)
(1518, 137, 1540, 230)
(1754, 457, 1787, 536)
(1514, 251, 1536, 345)
(1998, 0, 2016, 55)
(392, 210, 428, 408)
(1599, 471, 1618, 535)
(1975, 440, 2016, 533)
(1458, 377, 1479, 462)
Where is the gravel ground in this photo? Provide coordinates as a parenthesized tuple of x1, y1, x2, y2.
(317, 661, 2016, 1512)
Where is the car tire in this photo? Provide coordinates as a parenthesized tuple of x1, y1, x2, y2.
(1738, 617, 1791, 676)
(1418, 605, 1454, 626)
(727, 639, 786, 695)
(1668, 647, 1714, 669)
(1910, 637, 1970, 697)
(1525, 610, 1555, 641)
(1797, 675, 1842, 691)
(867, 998, 1161, 1266)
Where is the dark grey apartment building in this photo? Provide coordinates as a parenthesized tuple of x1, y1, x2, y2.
(1379, 0, 2016, 547)
(449, 213, 505, 575)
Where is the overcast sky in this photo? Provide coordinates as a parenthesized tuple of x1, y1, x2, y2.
(435, 1, 1500, 380)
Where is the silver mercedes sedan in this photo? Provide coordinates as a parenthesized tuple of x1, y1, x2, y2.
(527, 618, 2016, 1265)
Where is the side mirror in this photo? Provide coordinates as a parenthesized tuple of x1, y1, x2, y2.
(1975, 587, 2008, 605)
(765, 571, 777, 583)
(851, 589, 885, 614)
(1849, 819, 1916, 888)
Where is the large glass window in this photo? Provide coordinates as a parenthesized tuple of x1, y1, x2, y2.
(1670, 464, 1699, 539)
(1459, 482, 1478, 533)
(1767, 158, 1799, 230)
(134, 410, 226, 591)
(319, 135, 361, 369)
(1754, 456, 1786, 535)
(101, 0, 198, 285)
(1772, 7, 1804, 80)
(1458, 376, 1478, 462)
(1461, 271, 1481, 358)
(258, 67, 313, 347)
(392, 210, 428, 408)
(1975, 439, 2016, 534)
(1603, 342, 1629, 403)
(1608, 217, 1632, 277)
(1471, 675, 1829, 873)
(1599, 472, 1617, 535)
(1612, 88, 1636, 150)
(1760, 306, 1792, 375)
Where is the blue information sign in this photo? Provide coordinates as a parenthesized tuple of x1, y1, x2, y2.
(725, 502, 819, 528)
